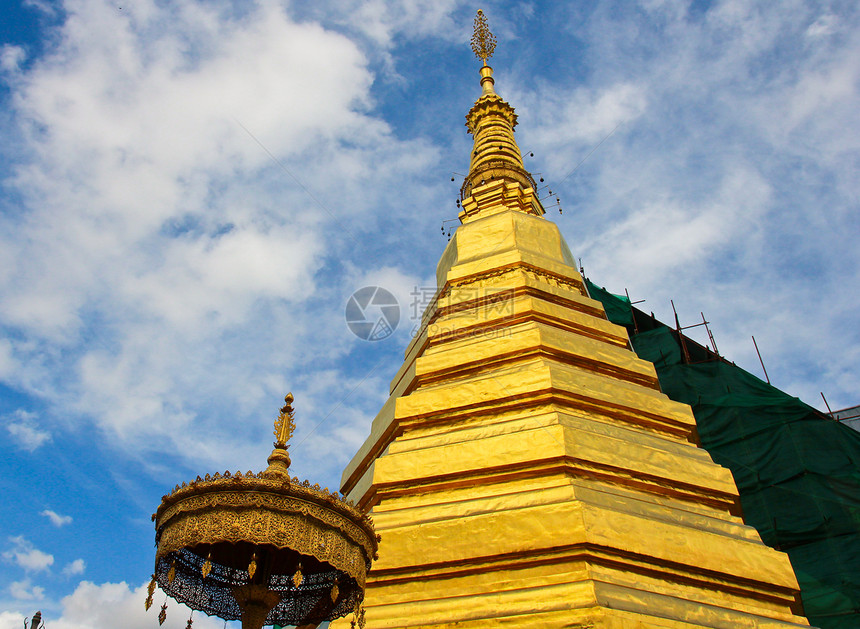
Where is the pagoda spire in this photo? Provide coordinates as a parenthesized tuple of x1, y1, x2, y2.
(461, 10, 543, 221)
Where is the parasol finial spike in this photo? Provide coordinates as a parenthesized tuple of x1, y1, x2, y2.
(265, 392, 295, 477)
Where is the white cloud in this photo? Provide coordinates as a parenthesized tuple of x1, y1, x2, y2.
(321, 0, 463, 49)
(0, 612, 26, 629)
(523, 81, 648, 152)
(3, 536, 54, 572)
(40, 510, 73, 527)
(0, 338, 17, 378)
(0, 0, 443, 470)
(584, 165, 771, 285)
(62, 559, 86, 576)
(8, 579, 44, 601)
(637, 0, 688, 19)
(5, 411, 50, 451)
(23, 0, 59, 16)
(0, 45, 26, 72)
(1, 0, 367, 340)
(50, 580, 224, 629)
(806, 13, 838, 38)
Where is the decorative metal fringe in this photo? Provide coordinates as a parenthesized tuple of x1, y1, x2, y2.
(350, 601, 366, 629)
(145, 575, 156, 610)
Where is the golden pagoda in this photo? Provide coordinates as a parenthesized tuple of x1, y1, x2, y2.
(333, 11, 811, 628)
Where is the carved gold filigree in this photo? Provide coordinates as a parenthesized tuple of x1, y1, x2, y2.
(157, 480, 372, 547)
(447, 263, 585, 296)
(466, 97, 517, 131)
(156, 473, 372, 533)
(157, 504, 371, 587)
(155, 465, 377, 593)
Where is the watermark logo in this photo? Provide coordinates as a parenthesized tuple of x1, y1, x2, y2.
(409, 286, 515, 320)
(345, 286, 401, 341)
(346, 284, 518, 341)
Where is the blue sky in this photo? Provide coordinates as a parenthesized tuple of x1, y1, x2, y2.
(0, 1, 858, 626)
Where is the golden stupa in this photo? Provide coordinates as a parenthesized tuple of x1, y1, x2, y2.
(332, 11, 810, 629)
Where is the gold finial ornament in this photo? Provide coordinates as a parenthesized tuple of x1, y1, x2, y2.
(201, 553, 212, 579)
(274, 392, 296, 447)
(248, 552, 257, 579)
(471, 9, 496, 65)
(158, 603, 168, 625)
(264, 393, 296, 477)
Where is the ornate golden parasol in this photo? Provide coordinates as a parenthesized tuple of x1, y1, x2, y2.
(149, 394, 378, 629)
